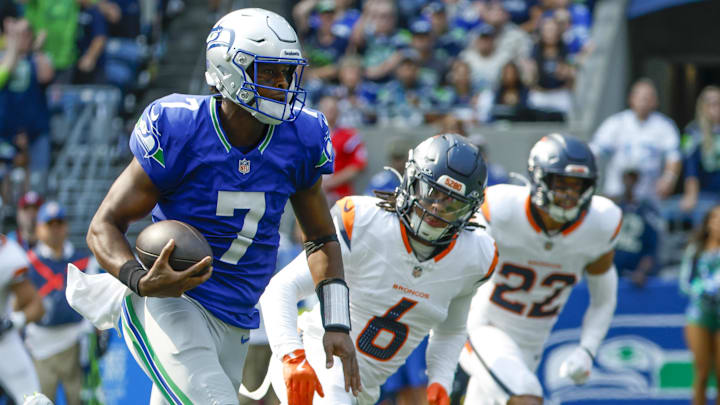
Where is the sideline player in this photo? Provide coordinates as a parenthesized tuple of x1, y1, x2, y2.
(261, 134, 499, 405)
(83, 9, 359, 405)
(0, 235, 45, 404)
(459, 134, 621, 404)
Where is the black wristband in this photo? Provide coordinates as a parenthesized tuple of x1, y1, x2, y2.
(303, 234, 339, 256)
(118, 260, 148, 296)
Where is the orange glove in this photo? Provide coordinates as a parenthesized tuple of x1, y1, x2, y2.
(427, 382, 450, 405)
(282, 349, 325, 405)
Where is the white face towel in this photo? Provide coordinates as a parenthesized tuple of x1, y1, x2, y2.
(65, 263, 130, 335)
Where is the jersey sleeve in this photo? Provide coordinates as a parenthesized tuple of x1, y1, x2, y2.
(128, 99, 187, 192)
(465, 235, 498, 294)
(297, 110, 334, 190)
(597, 198, 624, 254)
(330, 197, 356, 255)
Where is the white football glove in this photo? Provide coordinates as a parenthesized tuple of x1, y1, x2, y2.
(23, 392, 54, 405)
(558, 346, 593, 385)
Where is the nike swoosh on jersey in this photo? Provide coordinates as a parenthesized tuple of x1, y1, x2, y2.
(296, 359, 307, 371)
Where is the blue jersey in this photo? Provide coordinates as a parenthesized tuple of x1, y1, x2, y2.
(129, 94, 334, 328)
(613, 200, 661, 275)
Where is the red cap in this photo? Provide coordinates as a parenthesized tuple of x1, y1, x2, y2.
(18, 191, 44, 209)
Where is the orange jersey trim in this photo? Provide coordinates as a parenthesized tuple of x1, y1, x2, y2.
(481, 199, 491, 223)
(610, 214, 623, 241)
(12, 266, 28, 279)
(399, 219, 458, 261)
(525, 197, 542, 233)
(433, 238, 457, 262)
(560, 210, 587, 236)
(398, 221, 413, 254)
(337, 197, 356, 241)
(484, 242, 499, 278)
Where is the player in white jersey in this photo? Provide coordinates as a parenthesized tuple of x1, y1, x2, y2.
(0, 235, 45, 403)
(261, 134, 498, 405)
(459, 134, 622, 405)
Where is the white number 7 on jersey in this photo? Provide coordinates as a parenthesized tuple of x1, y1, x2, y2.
(216, 191, 266, 264)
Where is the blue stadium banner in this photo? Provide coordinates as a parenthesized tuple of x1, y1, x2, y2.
(537, 277, 705, 404)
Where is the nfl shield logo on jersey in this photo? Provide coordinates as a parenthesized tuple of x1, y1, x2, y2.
(238, 159, 251, 174)
(412, 266, 423, 278)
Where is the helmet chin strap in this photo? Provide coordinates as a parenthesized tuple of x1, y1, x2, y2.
(410, 211, 448, 242)
(546, 203, 580, 223)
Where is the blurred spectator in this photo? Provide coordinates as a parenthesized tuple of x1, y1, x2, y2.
(679, 204, 720, 405)
(484, 0, 532, 62)
(486, 61, 533, 122)
(422, 2, 465, 58)
(0, 140, 17, 206)
(365, 137, 412, 195)
(540, 0, 592, 60)
(467, 133, 509, 186)
(322, 55, 378, 126)
(459, 24, 511, 92)
(376, 49, 434, 127)
(331, 0, 361, 36)
(293, 0, 359, 39)
(99, 0, 140, 38)
(7, 191, 43, 250)
(0, 234, 44, 405)
(396, 0, 427, 29)
(349, 0, 404, 82)
(591, 78, 682, 201)
(24, 201, 98, 405)
(318, 95, 368, 203)
(431, 59, 479, 123)
(527, 17, 574, 119)
(407, 18, 446, 88)
(0, 0, 20, 33)
(73, 0, 108, 84)
(613, 168, 661, 288)
(301, 0, 350, 85)
(23, 0, 79, 81)
(437, 113, 467, 137)
(98, 0, 148, 91)
(0, 18, 54, 193)
(498, 0, 536, 25)
(663, 86, 720, 229)
(448, 0, 485, 32)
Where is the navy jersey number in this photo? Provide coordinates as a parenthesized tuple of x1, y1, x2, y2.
(527, 273, 577, 318)
(356, 298, 417, 361)
(490, 263, 576, 318)
(489, 264, 536, 314)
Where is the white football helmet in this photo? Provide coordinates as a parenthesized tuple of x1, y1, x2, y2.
(205, 8, 308, 125)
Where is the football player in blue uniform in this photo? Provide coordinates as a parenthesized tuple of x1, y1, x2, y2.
(86, 8, 360, 405)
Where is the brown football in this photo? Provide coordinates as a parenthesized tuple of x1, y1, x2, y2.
(135, 220, 213, 272)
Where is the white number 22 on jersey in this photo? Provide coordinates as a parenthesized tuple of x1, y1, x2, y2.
(216, 191, 266, 264)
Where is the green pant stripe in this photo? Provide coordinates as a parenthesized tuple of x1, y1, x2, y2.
(124, 296, 193, 404)
(122, 321, 176, 404)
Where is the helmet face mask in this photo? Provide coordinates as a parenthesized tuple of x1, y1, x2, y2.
(528, 134, 598, 224)
(397, 134, 488, 246)
(205, 9, 309, 125)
